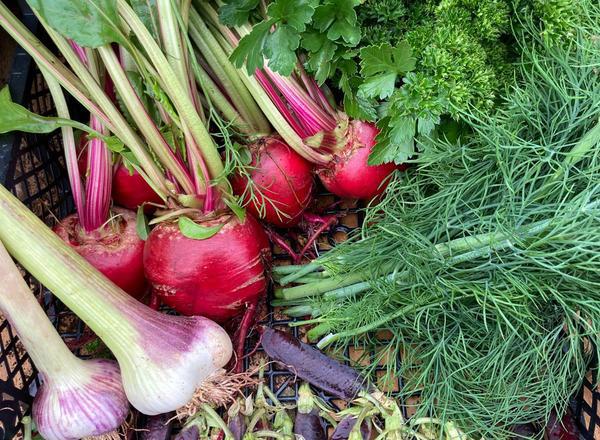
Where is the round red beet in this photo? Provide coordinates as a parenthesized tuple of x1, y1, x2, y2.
(317, 120, 400, 200)
(232, 137, 314, 228)
(112, 163, 163, 211)
(143, 213, 270, 321)
(53, 207, 146, 298)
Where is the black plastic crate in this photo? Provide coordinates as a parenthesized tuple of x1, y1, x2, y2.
(0, 7, 599, 440)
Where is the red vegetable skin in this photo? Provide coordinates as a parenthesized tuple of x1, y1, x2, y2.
(317, 120, 402, 200)
(545, 409, 581, 440)
(53, 207, 146, 298)
(232, 137, 314, 228)
(144, 213, 270, 322)
(112, 163, 163, 211)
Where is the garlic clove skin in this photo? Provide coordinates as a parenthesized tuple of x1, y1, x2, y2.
(116, 315, 233, 415)
(32, 359, 128, 440)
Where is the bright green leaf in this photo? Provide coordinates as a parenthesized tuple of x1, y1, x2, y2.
(178, 217, 223, 240)
(359, 42, 416, 99)
(303, 33, 337, 84)
(265, 25, 301, 75)
(313, 0, 361, 44)
(0, 87, 78, 134)
(103, 136, 125, 153)
(219, 0, 260, 26)
(267, 0, 315, 32)
(344, 94, 378, 121)
(328, 18, 361, 45)
(27, 0, 124, 47)
(359, 73, 398, 99)
(136, 205, 149, 241)
(230, 20, 273, 74)
(368, 116, 415, 165)
(417, 115, 439, 136)
(224, 197, 247, 222)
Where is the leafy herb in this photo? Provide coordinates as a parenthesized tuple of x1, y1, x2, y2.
(219, 0, 260, 26)
(228, 0, 361, 78)
(358, 42, 415, 100)
(276, 6, 600, 436)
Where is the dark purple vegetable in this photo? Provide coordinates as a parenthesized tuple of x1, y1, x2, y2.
(510, 423, 539, 439)
(141, 413, 174, 440)
(260, 327, 370, 400)
(173, 425, 199, 440)
(228, 413, 246, 440)
(545, 409, 581, 440)
(294, 409, 326, 440)
(331, 416, 371, 440)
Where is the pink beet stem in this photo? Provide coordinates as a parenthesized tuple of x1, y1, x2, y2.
(83, 115, 113, 232)
(254, 70, 309, 138)
(67, 41, 112, 233)
(265, 69, 337, 136)
(296, 62, 336, 116)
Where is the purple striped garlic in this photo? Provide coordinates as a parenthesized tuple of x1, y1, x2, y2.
(0, 242, 128, 440)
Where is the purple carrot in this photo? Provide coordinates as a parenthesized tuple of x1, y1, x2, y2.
(260, 327, 370, 400)
(294, 409, 326, 440)
(294, 383, 326, 440)
(331, 416, 372, 440)
(510, 424, 538, 439)
(173, 425, 199, 440)
(141, 413, 174, 440)
(228, 413, 246, 440)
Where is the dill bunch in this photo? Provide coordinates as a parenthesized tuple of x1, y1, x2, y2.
(275, 4, 600, 437)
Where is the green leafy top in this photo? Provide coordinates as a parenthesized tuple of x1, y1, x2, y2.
(226, 0, 362, 78)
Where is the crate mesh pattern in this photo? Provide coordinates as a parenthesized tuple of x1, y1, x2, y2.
(1, 12, 599, 440)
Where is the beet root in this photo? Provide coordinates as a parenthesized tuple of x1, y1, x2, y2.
(112, 163, 163, 211)
(232, 137, 314, 227)
(317, 120, 401, 200)
(143, 213, 270, 322)
(53, 207, 146, 298)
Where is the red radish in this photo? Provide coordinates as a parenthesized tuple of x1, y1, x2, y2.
(53, 207, 146, 298)
(232, 137, 314, 227)
(112, 163, 163, 211)
(143, 213, 270, 321)
(316, 120, 400, 200)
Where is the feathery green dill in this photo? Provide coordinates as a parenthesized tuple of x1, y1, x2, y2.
(275, 4, 600, 437)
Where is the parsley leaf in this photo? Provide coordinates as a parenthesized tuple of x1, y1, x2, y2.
(267, 0, 315, 32)
(231, 20, 274, 73)
(313, 0, 362, 45)
(265, 25, 302, 75)
(358, 42, 416, 99)
(219, 0, 260, 26)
